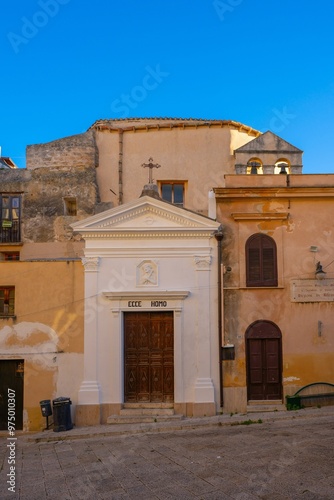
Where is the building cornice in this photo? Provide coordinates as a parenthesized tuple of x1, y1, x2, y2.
(232, 212, 289, 221)
(215, 187, 334, 200)
(103, 291, 190, 301)
(80, 230, 217, 239)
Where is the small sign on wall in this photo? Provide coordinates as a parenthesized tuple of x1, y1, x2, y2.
(291, 279, 334, 302)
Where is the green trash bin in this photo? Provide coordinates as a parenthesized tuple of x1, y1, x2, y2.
(53, 397, 73, 432)
(286, 395, 301, 410)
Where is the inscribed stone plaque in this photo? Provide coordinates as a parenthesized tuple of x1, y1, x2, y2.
(291, 279, 334, 302)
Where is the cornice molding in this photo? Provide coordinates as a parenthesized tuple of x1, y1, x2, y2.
(232, 212, 289, 221)
(215, 187, 334, 200)
(103, 291, 190, 300)
(80, 231, 215, 239)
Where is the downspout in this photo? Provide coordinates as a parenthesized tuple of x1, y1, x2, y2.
(214, 228, 224, 408)
(118, 129, 124, 205)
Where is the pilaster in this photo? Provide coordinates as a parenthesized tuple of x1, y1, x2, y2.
(77, 256, 101, 412)
(193, 255, 215, 405)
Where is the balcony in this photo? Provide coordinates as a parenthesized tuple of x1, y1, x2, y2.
(0, 220, 21, 243)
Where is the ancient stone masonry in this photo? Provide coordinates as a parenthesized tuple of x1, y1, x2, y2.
(0, 164, 99, 243)
(26, 130, 98, 170)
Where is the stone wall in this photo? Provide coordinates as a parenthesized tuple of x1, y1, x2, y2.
(26, 130, 98, 170)
(0, 165, 99, 243)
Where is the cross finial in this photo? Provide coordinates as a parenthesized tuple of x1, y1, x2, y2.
(141, 157, 161, 183)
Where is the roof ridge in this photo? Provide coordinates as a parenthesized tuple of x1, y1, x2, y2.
(89, 117, 261, 135)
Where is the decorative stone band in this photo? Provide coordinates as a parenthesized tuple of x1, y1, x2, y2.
(194, 255, 212, 270)
(79, 231, 215, 239)
(81, 256, 100, 271)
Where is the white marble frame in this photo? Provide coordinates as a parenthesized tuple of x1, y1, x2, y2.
(103, 291, 189, 405)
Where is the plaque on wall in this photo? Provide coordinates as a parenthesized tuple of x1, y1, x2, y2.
(291, 279, 334, 302)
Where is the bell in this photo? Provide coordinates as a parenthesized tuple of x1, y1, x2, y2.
(279, 164, 287, 174)
(250, 164, 258, 175)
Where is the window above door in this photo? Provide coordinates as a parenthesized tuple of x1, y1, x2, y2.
(159, 181, 186, 208)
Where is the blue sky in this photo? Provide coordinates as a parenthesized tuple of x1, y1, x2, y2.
(1, 0, 334, 172)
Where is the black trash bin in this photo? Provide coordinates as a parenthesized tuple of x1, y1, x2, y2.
(40, 399, 52, 417)
(52, 397, 73, 432)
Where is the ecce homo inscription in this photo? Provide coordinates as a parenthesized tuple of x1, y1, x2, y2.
(127, 300, 168, 308)
(291, 279, 334, 302)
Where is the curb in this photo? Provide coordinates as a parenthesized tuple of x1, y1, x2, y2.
(25, 406, 334, 443)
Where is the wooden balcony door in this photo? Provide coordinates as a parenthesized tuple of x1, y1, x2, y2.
(124, 312, 174, 403)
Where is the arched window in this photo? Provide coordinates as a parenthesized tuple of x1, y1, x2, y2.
(275, 159, 290, 175)
(246, 234, 277, 287)
(247, 158, 263, 175)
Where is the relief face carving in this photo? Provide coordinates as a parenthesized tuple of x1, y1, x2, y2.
(137, 260, 158, 286)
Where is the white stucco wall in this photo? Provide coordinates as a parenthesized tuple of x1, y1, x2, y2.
(72, 195, 221, 418)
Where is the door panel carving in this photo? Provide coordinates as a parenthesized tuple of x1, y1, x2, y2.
(124, 312, 174, 402)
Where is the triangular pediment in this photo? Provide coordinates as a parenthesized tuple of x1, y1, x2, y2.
(71, 195, 220, 236)
(235, 131, 303, 153)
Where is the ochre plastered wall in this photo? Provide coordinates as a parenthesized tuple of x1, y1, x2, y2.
(23, 118, 260, 221)
(0, 261, 84, 431)
(92, 118, 260, 213)
(216, 174, 334, 411)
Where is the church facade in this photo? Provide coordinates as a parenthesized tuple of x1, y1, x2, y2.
(1, 117, 333, 430)
(71, 189, 221, 425)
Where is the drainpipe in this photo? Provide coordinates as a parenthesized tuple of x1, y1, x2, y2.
(118, 129, 124, 205)
(214, 228, 224, 408)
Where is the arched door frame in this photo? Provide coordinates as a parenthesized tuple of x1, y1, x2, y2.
(245, 320, 283, 401)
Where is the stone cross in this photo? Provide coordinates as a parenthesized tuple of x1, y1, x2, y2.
(141, 157, 161, 183)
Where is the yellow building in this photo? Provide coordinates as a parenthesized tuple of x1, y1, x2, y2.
(0, 261, 84, 431)
(214, 133, 334, 413)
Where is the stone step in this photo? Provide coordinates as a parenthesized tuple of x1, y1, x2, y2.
(120, 408, 175, 416)
(247, 401, 286, 413)
(107, 414, 184, 425)
(123, 403, 174, 409)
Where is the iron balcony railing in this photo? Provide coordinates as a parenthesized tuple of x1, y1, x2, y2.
(0, 220, 21, 243)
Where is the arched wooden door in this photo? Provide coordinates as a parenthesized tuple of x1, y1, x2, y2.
(246, 321, 282, 401)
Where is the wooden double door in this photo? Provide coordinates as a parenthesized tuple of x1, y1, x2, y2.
(246, 321, 282, 401)
(124, 312, 174, 403)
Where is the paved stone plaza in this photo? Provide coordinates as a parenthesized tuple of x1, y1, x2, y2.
(1, 408, 333, 499)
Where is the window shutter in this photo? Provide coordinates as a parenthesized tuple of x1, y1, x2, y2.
(246, 234, 277, 287)
(263, 247, 275, 281)
(248, 248, 261, 282)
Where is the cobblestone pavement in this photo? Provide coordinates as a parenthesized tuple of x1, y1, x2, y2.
(1, 409, 334, 499)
